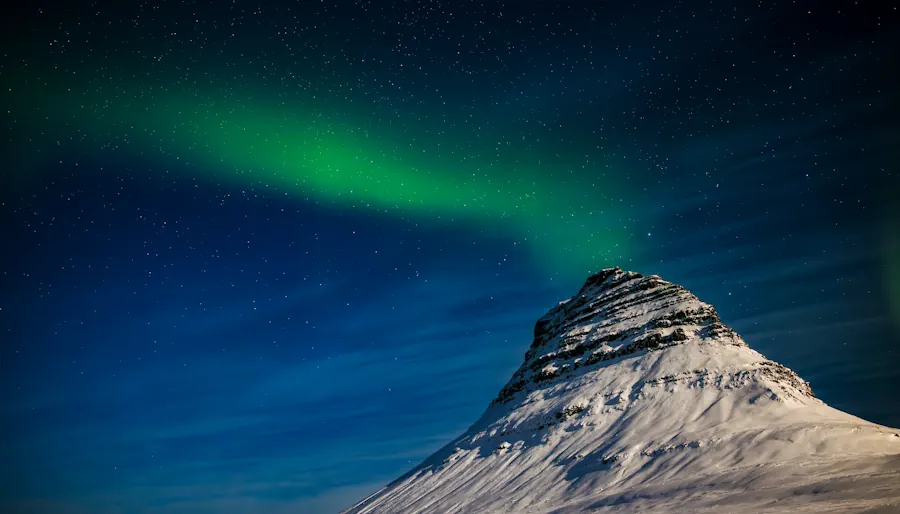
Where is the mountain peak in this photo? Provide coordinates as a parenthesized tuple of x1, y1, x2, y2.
(501, 267, 749, 406)
(577, 266, 628, 292)
(344, 269, 900, 514)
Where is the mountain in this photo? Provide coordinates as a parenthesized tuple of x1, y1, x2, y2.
(342, 268, 900, 513)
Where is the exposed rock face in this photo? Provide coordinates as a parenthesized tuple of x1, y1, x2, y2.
(495, 268, 813, 409)
(342, 268, 900, 514)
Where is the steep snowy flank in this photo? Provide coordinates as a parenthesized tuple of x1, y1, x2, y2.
(342, 268, 900, 514)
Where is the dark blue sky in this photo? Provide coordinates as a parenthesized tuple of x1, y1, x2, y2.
(2, 0, 899, 512)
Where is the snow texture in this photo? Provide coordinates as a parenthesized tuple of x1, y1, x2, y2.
(342, 268, 900, 513)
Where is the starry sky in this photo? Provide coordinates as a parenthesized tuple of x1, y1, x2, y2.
(1, 0, 899, 512)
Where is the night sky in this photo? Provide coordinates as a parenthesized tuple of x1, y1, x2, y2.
(1, 0, 899, 512)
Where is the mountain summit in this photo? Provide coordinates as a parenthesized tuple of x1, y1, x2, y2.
(343, 268, 900, 513)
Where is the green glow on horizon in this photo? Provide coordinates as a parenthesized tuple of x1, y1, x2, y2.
(6, 74, 632, 274)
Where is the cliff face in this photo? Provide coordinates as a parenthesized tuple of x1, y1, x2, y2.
(343, 268, 900, 514)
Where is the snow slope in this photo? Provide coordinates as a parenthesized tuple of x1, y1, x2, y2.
(342, 268, 900, 513)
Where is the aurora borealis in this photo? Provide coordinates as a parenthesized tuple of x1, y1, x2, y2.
(19, 80, 630, 270)
(2, 1, 899, 512)
(6, 18, 632, 273)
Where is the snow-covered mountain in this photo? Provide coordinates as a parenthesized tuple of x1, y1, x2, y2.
(342, 268, 900, 513)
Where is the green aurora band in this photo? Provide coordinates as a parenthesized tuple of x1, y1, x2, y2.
(5, 71, 631, 274)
